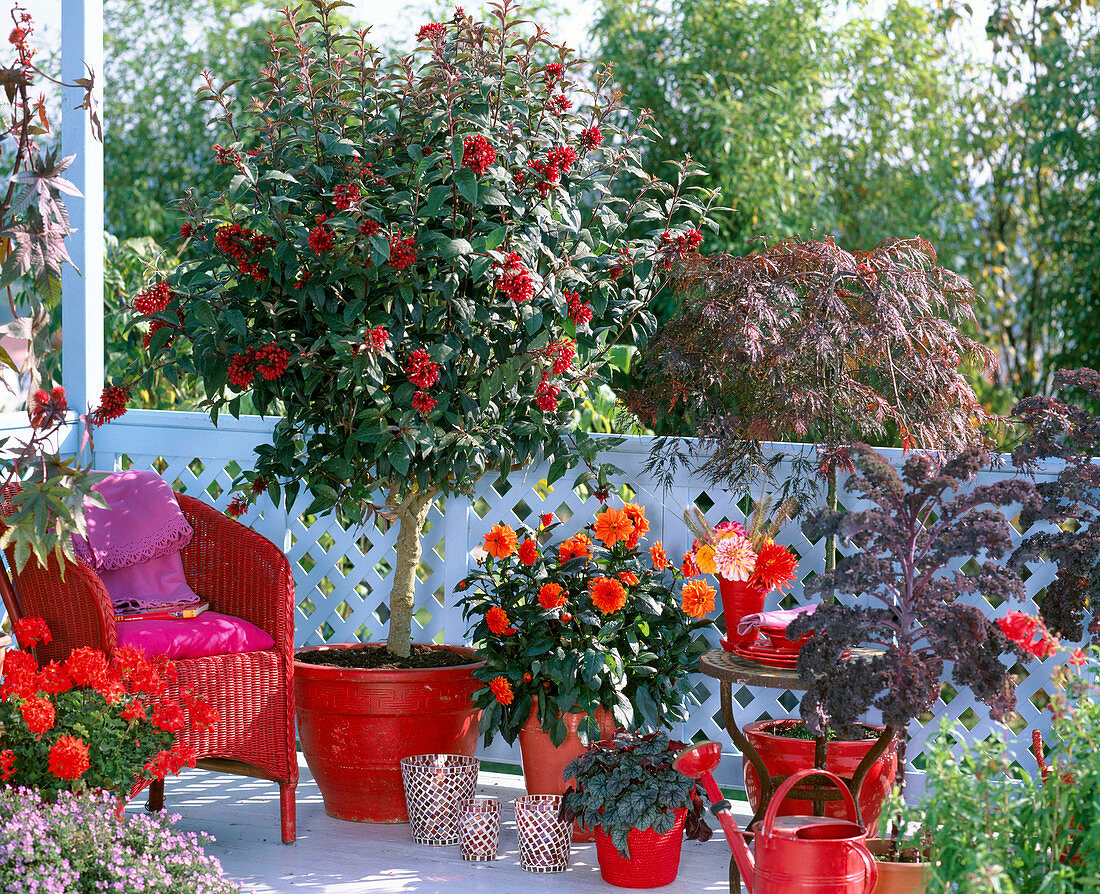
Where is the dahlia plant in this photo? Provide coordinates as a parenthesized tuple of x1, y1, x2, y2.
(0, 618, 217, 800)
(456, 503, 713, 745)
(114, 0, 712, 657)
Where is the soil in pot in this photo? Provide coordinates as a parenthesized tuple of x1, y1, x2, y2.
(742, 719, 898, 829)
(294, 643, 484, 824)
(594, 808, 687, 889)
(867, 838, 929, 894)
(296, 643, 473, 670)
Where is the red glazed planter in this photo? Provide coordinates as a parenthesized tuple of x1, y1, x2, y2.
(742, 719, 898, 829)
(595, 808, 687, 889)
(718, 578, 768, 648)
(294, 643, 483, 823)
(517, 697, 617, 843)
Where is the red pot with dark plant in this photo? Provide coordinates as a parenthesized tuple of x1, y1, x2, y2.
(742, 719, 898, 829)
(294, 644, 483, 823)
(594, 808, 688, 889)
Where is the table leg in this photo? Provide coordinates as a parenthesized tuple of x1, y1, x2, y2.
(721, 680, 772, 829)
(846, 724, 899, 829)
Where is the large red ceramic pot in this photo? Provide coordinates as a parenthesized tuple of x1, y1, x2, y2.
(294, 643, 484, 823)
(742, 719, 898, 830)
(517, 696, 617, 842)
(718, 577, 768, 648)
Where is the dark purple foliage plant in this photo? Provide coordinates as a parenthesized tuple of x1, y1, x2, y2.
(787, 444, 1041, 815)
(1011, 368, 1100, 643)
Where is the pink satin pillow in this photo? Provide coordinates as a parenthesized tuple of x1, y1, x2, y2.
(116, 612, 274, 660)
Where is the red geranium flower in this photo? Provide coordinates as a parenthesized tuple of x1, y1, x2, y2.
(48, 735, 90, 781)
(0, 750, 15, 781)
(20, 697, 55, 735)
(13, 616, 51, 649)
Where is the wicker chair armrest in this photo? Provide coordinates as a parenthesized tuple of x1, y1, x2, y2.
(175, 494, 294, 656)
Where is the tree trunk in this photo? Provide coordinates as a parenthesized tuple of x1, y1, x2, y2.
(385, 490, 436, 658)
(825, 468, 838, 603)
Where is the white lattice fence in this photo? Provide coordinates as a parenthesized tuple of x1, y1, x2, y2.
(81, 411, 1080, 791)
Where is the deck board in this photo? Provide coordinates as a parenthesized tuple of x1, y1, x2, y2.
(133, 756, 749, 893)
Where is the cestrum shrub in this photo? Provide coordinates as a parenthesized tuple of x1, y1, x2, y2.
(120, 0, 711, 656)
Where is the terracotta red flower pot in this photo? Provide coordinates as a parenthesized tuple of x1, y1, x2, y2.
(517, 696, 617, 842)
(294, 643, 483, 823)
(595, 808, 687, 888)
(867, 839, 929, 894)
(742, 719, 898, 830)
(718, 578, 768, 648)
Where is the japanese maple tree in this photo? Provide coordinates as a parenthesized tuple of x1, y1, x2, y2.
(116, 1, 712, 656)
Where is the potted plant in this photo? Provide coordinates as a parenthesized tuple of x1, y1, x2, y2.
(1011, 367, 1100, 644)
(560, 730, 712, 888)
(115, 1, 712, 822)
(786, 444, 1046, 888)
(624, 235, 998, 584)
(457, 503, 713, 838)
(0, 617, 216, 799)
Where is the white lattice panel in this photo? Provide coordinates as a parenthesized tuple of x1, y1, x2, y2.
(76, 412, 1085, 790)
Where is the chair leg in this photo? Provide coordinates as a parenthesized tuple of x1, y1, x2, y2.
(145, 779, 165, 813)
(280, 781, 297, 844)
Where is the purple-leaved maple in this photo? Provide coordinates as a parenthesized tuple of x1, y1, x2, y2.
(1011, 368, 1100, 643)
(788, 444, 1040, 805)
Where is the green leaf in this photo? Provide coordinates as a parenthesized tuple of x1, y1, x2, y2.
(454, 167, 479, 206)
(440, 238, 472, 259)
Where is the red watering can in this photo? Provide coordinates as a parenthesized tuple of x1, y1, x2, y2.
(674, 741, 878, 894)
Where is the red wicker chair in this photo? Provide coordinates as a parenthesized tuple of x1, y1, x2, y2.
(0, 492, 298, 843)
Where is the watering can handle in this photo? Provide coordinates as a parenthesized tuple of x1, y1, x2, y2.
(855, 841, 879, 893)
(761, 767, 862, 837)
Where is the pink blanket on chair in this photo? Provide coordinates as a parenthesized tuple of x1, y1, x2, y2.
(71, 470, 201, 614)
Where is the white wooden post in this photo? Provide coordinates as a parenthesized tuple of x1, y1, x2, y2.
(60, 0, 104, 415)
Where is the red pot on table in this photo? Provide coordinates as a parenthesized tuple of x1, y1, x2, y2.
(719, 577, 768, 648)
(294, 643, 483, 823)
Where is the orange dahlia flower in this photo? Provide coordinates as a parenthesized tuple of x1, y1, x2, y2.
(592, 506, 634, 547)
(650, 542, 670, 570)
(694, 544, 717, 575)
(623, 503, 650, 548)
(618, 571, 639, 587)
(750, 540, 798, 592)
(517, 538, 539, 566)
(559, 534, 592, 563)
(538, 583, 567, 609)
(489, 676, 514, 705)
(484, 524, 518, 559)
(681, 579, 716, 619)
(589, 576, 627, 614)
(681, 552, 700, 579)
(486, 605, 515, 635)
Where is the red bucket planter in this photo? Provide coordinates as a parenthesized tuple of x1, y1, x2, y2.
(594, 808, 687, 889)
(742, 720, 898, 829)
(718, 578, 768, 648)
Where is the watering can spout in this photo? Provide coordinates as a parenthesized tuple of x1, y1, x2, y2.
(674, 741, 757, 892)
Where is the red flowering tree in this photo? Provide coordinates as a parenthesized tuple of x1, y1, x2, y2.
(115, 1, 711, 657)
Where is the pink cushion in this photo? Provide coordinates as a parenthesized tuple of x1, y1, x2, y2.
(116, 612, 275, 660)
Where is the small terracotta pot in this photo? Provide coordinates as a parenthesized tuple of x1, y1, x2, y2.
(517, 696, 616, 842)
(718, 578, 768, 647)
(867, 839, 929, 894)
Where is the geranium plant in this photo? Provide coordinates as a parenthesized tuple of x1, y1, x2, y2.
(0, 618, 217, 799)
(116, 0, 713, 658)
(786, 445, 1044, 854)
(457, 503, 713, 744)
(1010, 367, 1100, 644)
(560, 730, 711, 859)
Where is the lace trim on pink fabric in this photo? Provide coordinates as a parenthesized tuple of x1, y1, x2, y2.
(72, 534, 95, 567)
(88, 512, 194, 571)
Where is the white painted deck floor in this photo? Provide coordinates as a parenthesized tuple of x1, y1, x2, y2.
(133, 755, 750, 894)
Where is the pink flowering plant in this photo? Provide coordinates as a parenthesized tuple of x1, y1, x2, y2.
(114, 0, 712, 656)
(0, 618, 218, 800)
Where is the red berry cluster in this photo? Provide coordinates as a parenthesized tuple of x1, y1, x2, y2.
(609, 246, 631, 280)
(29, 386, 67, 430)
(405, 349, 441, 389)
(228, 344, 291, 388)
(580, 127, 603, 153)
(359, 326, 391, 354)
(546, 339, 576, 375)
(564, 290, 593, 325)
(546, 93, 572, 116)
(546, 145, 577, 173)
(388, 232, 418, 271)
(213, 144, 243, 166)
(657, 228, 704, 269)
(89, 385, 129, 426)
(133, 281, 172, 316)
(462, 134, 496, 175)
(179, 222, 198, 238)
(412, 390, 437, 415)
(359, 219, 382, 237)
(8, 10, 32, 66)
(333, 183, 361, 210)
(226, 495, 249, 518)
(309, 214, 336, 255)
(215, 224, 273, 282)
(417, 22, 446, 41)
(535, 375, 560, 412)
(495, 251, 535, 303)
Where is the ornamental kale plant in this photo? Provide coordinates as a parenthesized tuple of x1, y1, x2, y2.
(457, 503, 712, 745)
(1011, 368, 1100, 643)
(0, 618, 217, 800)
(787, 445, 1041, 806)
(560, 730, 711, 859)
(115, 0, 712, 657)
(0, 787, 239, 894)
